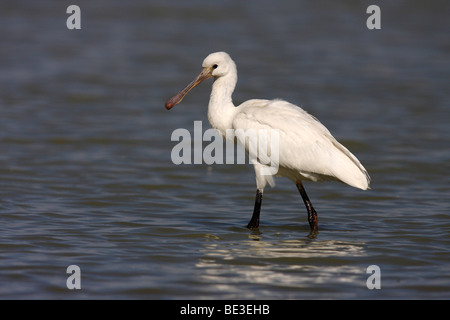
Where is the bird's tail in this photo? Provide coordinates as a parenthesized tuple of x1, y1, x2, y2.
(329, 137, 371, 190)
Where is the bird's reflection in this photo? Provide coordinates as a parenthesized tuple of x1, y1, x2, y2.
(196, 235, 366, 298)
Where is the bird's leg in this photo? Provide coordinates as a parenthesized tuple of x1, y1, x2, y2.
(296, 181, 318, 233)
(247, 189, 263, 229)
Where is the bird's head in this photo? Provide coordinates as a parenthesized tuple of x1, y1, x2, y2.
(202, 51, 236, 78)
(165, 52, 236, 110)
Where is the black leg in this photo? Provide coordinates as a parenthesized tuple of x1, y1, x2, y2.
(247, 189, 263, 229)
(296, 181, 318, 232)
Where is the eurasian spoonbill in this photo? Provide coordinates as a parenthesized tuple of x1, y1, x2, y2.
(165, 52, 370, 233)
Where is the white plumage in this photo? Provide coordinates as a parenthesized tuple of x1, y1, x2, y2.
(165, 51, 370, 233)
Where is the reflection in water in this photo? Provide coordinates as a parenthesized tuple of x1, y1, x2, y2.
(196, 237, 366, 298)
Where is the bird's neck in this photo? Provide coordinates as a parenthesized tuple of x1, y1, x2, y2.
(207, 75, 238, 136)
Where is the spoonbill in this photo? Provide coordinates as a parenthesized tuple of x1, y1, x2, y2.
(165, 52, 370, 233)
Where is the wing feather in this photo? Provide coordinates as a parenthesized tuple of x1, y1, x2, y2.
(232, 99, 370, 189)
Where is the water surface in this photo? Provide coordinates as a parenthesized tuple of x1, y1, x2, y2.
(0, 0, 449, 299)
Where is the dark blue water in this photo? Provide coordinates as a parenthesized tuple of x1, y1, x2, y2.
(1, 0, 449, 299)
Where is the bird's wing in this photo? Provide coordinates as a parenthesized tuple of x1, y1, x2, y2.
(233, 99, 370, 189)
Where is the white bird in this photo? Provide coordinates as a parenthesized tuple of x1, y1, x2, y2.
(165, 52, 370, 233)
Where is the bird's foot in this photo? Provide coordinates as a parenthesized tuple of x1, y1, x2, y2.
(246, 219, 259, 229)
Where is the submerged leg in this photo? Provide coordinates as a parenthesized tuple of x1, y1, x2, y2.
(296, 181, 318, 232)
(247, 188, 263, 229)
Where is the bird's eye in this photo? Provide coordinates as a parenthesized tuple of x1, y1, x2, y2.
(212, 64, 218, 69)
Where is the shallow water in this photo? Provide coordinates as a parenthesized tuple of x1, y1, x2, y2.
(1, 0, 449, 299)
